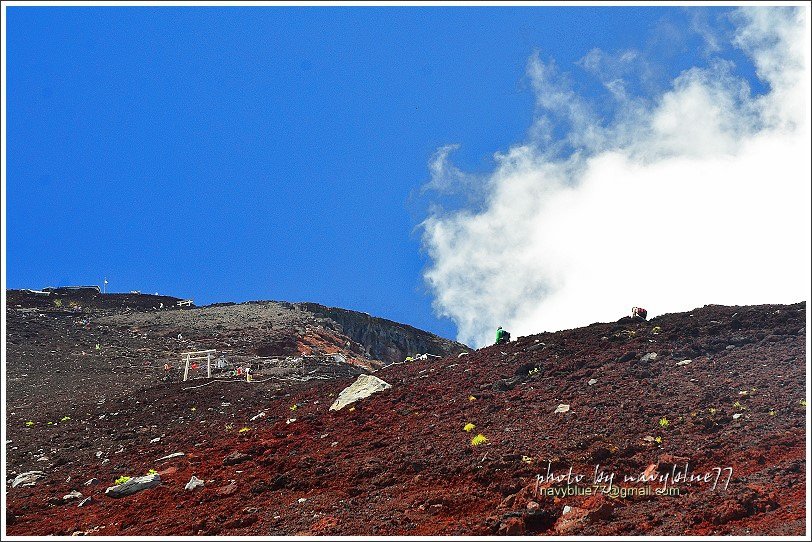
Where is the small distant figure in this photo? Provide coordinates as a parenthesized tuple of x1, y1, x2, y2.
(495, 326, 511, 345)
(246, 367, 253, 382)
(162, 363, 172, 382)
(632, 307, 648, 320)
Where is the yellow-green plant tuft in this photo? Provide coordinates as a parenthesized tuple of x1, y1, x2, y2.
(463, 423, 476, 432)
(115, 476, 131, 485)
(470, 434, 488, 446)
(659, 417, 669, 428)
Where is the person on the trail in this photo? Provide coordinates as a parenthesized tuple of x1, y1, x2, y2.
(632, 307, 648, 320)
(162, 363, 172, 382)
(495, 326, 510, 345)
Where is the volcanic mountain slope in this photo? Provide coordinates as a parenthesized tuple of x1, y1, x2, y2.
(4, 300, 807, 536)
(5, 289, 467, 416)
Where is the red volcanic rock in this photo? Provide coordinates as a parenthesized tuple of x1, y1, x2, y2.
(497, 516, 524, 535)
(215, 482, 238, 496)
(553, 495, 612, 534)
(222, 451, 249, 466)
(4, 300, 806, 536)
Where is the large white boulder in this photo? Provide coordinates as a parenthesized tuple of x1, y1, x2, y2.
(329, 374, 392, 411)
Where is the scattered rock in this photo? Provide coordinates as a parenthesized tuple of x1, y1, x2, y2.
(554, 495, 612, 534)
(78, 497, 92, 507)
(185, 476, 204, 490)
(617, 351, 638, 363)
(157, 452, 185, 462)
(223, 451, 249, 466)
(329, 374, 392, 411)
(733, 413, 744, 420)
(514, 362, 537, 376)
(84, 478, 99, 486)
(104, 473, 161, 498)
(271, 474, 291, 490)
(499, 493, 517, 509)
(640, 352, 658, 363)
(297, 497, 307, 504)
(676, 359, 692, 366)
(554, 404, 570, 414)
(11, 471, 45, 488)
(492, 375, 525, 391)
(497, 516, 525, 535)
(216, 482, 238, 496)
(587, 378, 598, 386)
(158, 466, 178, 476)
(63, 490, 83, 501)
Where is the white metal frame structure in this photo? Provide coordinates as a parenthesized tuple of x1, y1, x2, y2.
(181, 349, 217, 381)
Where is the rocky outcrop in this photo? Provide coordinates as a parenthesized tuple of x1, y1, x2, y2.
(298, 303, 469, 365)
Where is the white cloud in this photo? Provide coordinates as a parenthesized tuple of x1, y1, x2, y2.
(420, 7, 810, 348)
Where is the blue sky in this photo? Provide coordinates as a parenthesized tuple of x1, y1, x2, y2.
(6, 5, 801, 343)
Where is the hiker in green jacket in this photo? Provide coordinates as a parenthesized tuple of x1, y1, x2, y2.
(495, 326, 510, 345)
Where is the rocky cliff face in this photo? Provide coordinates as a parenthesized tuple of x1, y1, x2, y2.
(297, 302, 469, 365)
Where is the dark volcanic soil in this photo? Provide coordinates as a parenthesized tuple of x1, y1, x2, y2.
(4, 297, 807, 536)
